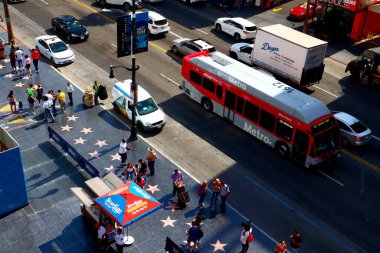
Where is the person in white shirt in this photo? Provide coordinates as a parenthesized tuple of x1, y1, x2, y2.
(42, 96, 54, 123)
(96, 223, 108, 251)
(15, 47, 24, 70)
(118, 139, 133, 166)
(66, 82, 74, 106)
(115, 228, 124, 253)
(240, 223, 252, 253)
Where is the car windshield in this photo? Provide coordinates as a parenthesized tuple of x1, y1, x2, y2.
(246, 26, 257, 31)
(313, 126, 340, 156)
(136, 97, 158, 116)
(49, 41, 68, 53)
(66, 20, 82, 29)
(350, 122, 368, 133)
(208, 47, 216, 52)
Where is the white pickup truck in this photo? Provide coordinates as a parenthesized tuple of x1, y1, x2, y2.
(96, 0, 141, 10)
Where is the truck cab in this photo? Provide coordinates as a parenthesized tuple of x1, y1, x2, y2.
(346, 46, 380, 86)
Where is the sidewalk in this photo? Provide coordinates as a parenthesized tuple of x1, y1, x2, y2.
(0, 32, 275, 252)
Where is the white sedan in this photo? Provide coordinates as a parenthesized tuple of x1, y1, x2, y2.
(35, 35, 75, 65)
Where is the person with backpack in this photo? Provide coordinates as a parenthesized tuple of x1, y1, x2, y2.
(186, 221, 200, 252)
(240, 222, 253, 253)
(220, 181, 231, 211)
(289, 229, 302, 252)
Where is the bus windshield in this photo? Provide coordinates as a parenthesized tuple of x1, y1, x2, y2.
(313, 125, 340, 156)
(136, 98, 158, 116)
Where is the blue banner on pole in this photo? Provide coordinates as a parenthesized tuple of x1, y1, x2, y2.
(117, 12, 148, 58)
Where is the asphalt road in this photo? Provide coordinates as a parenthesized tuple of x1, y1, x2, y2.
(6, 0, 380, 252)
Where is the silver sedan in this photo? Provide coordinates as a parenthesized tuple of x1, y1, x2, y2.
(171, 38, 215, 56)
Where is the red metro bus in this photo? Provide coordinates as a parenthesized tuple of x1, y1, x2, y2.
(181, 51, 341, 168)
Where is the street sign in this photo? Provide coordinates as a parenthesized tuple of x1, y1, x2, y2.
(117, 12, 149, 58)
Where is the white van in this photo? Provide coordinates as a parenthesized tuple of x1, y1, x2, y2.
(112, 79, 166, 131)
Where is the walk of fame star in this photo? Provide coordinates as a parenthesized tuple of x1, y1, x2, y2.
(61, 124, 73, 132)
(210, 240, 227, 252)
(110, 153, 121, 161)
(0, 65, 4, 70)
(3, 59, 10, 63)
(22, 76, 29, 80)
(95, 140, 108, 148)
(89, 150, 100, 159)
(160, 216, 177, 227)
(145, 184, 160, 194)
(67, 115, 79, 121)
(74, 137, 86, 144)
(14, 82, 25, 88)
(80, 127, 92, 134)
(5, 73, 14, 78)
(104, 165, 114, 173)
(165, 201, 178, 212)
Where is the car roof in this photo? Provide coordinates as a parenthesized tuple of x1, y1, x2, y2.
(56, 15, 76, 22)
(192, 39, 214, 49)
(36, 35, 64, 44)
(148, 11, 166, 21)
(230, 17, 256, 27)
(334, 112, 360, 125)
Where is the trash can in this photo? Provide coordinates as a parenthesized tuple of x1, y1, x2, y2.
(0, 46, 5, 59)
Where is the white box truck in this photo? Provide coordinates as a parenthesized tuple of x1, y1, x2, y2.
(229, 24, 328, 87)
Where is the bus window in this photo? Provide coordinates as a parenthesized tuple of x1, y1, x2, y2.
(259, 110, 276, 132)
(243, 101, 259, 122)
(275, 119, 294, 142)
(236, 97, 244, 114)
(225, 90, 237, 110)
(190, 71, 202, 85)
(216, 85, 223, 99)
(203, 78, 215, 93)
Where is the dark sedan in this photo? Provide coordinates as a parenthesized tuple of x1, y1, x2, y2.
(51, 15, 89, 42)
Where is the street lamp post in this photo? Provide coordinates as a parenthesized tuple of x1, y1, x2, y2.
(2, 0, 15, 45)
(109, 0, 139, 141)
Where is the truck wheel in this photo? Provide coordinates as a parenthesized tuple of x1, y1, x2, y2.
(234, 33, 241, 41)
(123, 2, 131, 10)
(276, 142, 289, 157)
(201, 98, 213, 112)
(98, 0, 106, 7)
(215, 24, 222, 32)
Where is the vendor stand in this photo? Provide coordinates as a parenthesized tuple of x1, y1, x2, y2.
(82, 89, 94, 107)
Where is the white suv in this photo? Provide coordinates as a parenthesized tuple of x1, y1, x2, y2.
(215, 17, 257, 41)
(96, 0, 141, 10)
(147, 11, 170, 35)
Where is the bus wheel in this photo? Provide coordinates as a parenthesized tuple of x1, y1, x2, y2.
(276, 142, 289, 157)
(113, 102, 120, 114)
(201, 98, 213, 111)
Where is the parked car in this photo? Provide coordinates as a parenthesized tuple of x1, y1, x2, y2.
(8, 0, 26, 3)
(289, 2, 322, 21)
(95, 0, 141, 10)
(51, 15, 89, 42)
(35, 35, 75, 65)
(171, 38, 215, 55)
(147, 11, 170, 35)
(334, 112, 372, 146)
(215, 17, 257, 41)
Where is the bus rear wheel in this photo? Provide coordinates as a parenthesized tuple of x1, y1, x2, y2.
(201, 98, 213, 111)
(276, 142, 289, 157)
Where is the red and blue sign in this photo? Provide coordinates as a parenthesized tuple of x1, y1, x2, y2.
(94, 181, 162, 227)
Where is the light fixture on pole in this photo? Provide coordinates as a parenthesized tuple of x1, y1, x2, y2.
(2, 0, 14, 45)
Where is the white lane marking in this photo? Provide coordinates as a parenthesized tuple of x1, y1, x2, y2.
(314, 85, 339, 98)
(192, 26, 208, 35)
(169, 31, 182, 38)
(148, 5, 160, 11)
(111, 43, 117, 48)
(40, 0, 49, 5)
(318, 170, 345, 187)
(372, 135, 380, 141)
(160, 73, 180, 87)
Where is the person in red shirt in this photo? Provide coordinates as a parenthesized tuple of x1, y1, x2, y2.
(30, 48, 41, 73)
(134, 175, 145, 189)
(274, 240, 287, 253)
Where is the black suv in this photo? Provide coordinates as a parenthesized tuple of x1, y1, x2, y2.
(51, 15, 89, 42)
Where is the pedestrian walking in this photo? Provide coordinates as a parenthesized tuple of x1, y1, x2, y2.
(57, 89, 66, 113)
(24, 55, 32, 76)
(7, 90, 17, 113)
(30, 48, 41, 73)
(118, 138, 133, 166)
(48, 90, 57, 115)
(15, 47, 24, 71)
(240, 222, 252, 253)
(26, 84, 36, 98)
(66, 82, 74, 106)
(210, 178, 222, 208)
(125, 162, 136, 181)
(197, 181, 208, 208)
(171, 169, 183, 197)
(9, 50, 17, 73)
(36, 84, 44, 105)
(27, 94, 35, 115)
(115, 228, 124, 253)
(146, 147, 158, 176)
(290, 229, 302, 253)
(186, 220, 200, 252)
(93, 80, 100, 105)
(274, 240, 287, 253)
(220, 181, 231, 211)
(42, 96, 54, 123)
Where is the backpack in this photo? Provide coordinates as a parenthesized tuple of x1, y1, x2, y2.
(98, 85, 108, 100)
(247, 233, 254, 243)
(197, 228, 204, 239)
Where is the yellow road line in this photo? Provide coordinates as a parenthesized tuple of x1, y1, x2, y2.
(341, 149, 380, 172)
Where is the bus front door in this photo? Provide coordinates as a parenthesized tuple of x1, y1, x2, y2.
(224, 90, 237, 122)
(291, 129, 310, 164)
